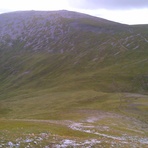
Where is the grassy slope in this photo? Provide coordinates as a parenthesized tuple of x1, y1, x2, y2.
(0, 43, 147, 120)
(0, 15, 148, 146)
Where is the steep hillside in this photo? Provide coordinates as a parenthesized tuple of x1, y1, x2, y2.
(0, 10, 148, 116)
(0, 10, 130, 52)
(0, 10, 148, 94)
(0, 10, 148, 147)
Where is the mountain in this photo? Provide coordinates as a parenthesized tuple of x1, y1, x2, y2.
(0, 10, 148, 147)
(0, 10, 148, 118)
(0, 10, 130, 52)
(0, 10, 147, 91)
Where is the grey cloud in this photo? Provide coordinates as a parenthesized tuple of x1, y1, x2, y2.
(68, 0, 148, 10)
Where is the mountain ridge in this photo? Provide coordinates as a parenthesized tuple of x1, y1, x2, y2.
(0, 10, 133, 52)
(0, 10, 148, 94)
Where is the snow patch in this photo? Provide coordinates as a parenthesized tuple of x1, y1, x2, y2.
(56, 139, 101, 147)
(114, 51, 120, 56)
(133, 45, 139, 50)
(70, 122, 126, 141)
(7, 142, 14, 147)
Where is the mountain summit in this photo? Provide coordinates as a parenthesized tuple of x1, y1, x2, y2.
(0, 10, 132, 52)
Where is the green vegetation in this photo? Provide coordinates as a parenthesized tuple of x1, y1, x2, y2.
(0, 47, 147, 119)
(0, 10, 148, 147)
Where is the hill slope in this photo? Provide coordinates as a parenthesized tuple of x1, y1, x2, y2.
(0, 10, 148, 118)
(0, 10, 148, 92)
(0, 10, 148, 147)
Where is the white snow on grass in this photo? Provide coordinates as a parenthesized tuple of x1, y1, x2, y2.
(56, 139, 101, 147)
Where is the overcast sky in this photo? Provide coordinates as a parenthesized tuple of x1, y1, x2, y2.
(0, 0, 148, 25)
